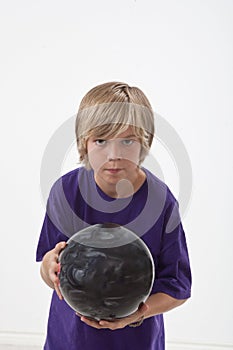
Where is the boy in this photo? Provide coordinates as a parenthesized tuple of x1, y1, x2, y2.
(36, 82, 191, 349)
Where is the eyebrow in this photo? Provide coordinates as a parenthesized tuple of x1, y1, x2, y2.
(93, 134, 137, 139)
(121, 135, 137, 138)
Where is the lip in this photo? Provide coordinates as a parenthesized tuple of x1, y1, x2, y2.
(105, 168, 123, 174)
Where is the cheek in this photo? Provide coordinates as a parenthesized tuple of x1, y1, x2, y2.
(88, 148, 106, 170)
(123, 146, 141, 164)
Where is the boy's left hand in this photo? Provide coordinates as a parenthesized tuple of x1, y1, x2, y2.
(76, 302, 148, 330)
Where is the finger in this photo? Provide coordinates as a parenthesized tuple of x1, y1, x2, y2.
(54, 264, 63, 300)
(99, 320, 120, 330)
(54, 286, 63, 300)
(123, 303, 149, 325)
(54, 280, 63, 300)
(50, 266, 63, 300)
(138, 302, 149, 314)
(57, 262, 61, 274)
(130, 305, 147, 322)
(49, 262, 60, 282)
(54, 242, 67, 254)
(99, 303, 149, 330)
(80, 316, 102, 329)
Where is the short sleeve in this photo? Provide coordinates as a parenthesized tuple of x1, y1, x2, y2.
(36, 213, 68, 261)
(152, 197, 192, 299)
(36, 177, 75, 261)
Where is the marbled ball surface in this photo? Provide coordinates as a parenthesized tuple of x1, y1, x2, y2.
(58, 224, 154, 320)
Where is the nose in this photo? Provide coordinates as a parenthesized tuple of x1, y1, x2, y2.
(107, 140, 122, 161)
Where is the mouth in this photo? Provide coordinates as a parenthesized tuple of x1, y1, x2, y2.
(105, 168, 123, 174)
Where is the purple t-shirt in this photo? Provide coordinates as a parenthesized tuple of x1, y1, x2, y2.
(36, 167, 191, 350)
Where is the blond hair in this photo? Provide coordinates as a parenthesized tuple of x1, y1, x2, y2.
(75, 82, 154, 168)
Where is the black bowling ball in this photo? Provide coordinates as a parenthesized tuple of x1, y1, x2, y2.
(58, 223, 154, 321)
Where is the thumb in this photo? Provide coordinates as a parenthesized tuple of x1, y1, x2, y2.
(138, 302, 149, 315)
(54, 241, 67, 254)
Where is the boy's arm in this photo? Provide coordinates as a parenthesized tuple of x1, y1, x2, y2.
(79, 293, 188, 330)
(40, 241, 66, 300)
(144, 292, 187, 319)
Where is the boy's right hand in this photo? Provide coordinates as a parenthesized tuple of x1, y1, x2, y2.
(41, 242, 67, 300)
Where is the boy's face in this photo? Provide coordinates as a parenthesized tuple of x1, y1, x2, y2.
(87, 127, 143, 195)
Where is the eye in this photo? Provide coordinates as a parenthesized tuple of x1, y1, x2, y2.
(121, 139, 134, 146)
(95, 139, 107, 146)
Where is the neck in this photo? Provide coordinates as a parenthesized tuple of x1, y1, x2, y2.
(94, 168, 146, 198)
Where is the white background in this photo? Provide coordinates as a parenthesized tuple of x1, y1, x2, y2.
(0, 0, 232, 348)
